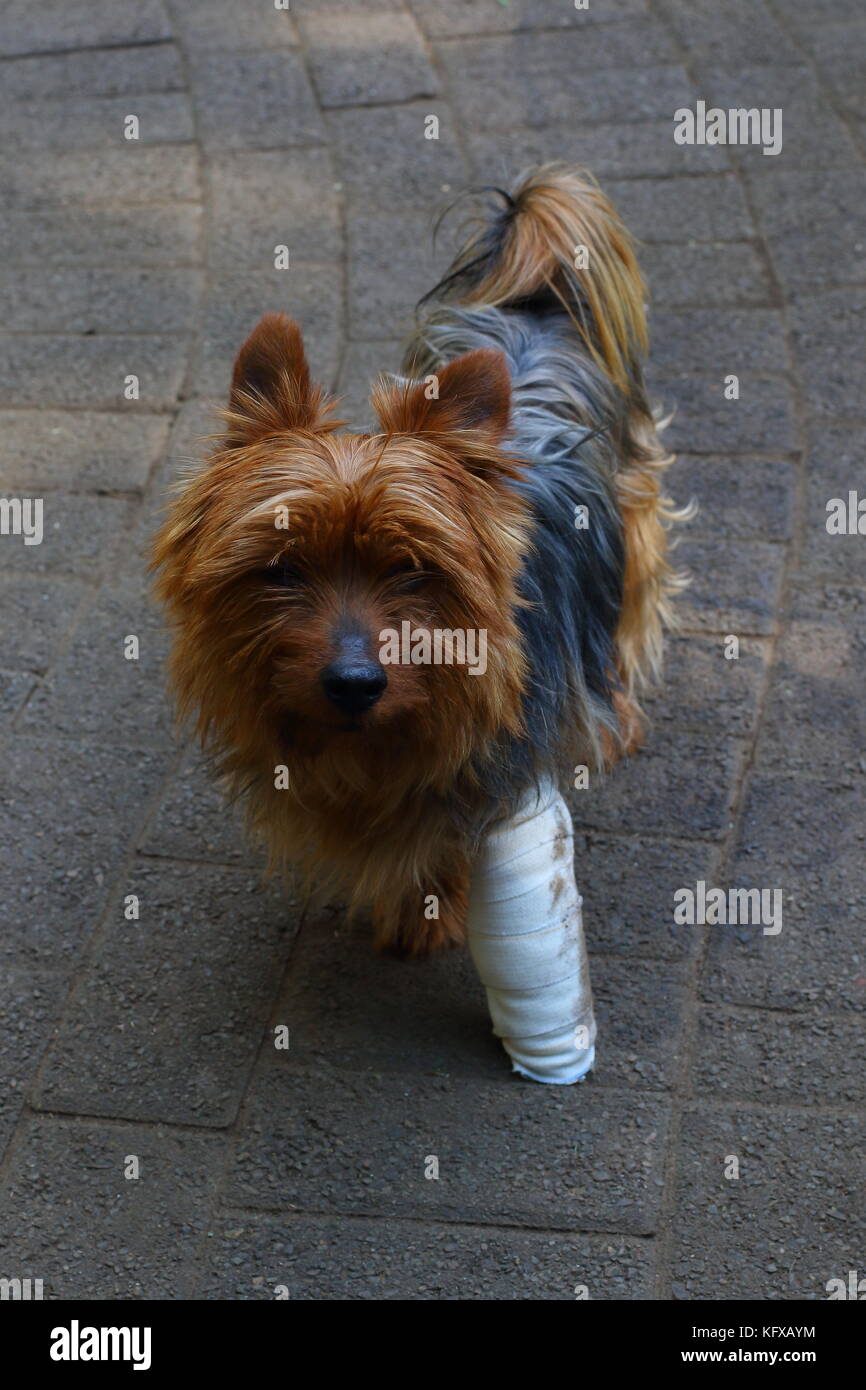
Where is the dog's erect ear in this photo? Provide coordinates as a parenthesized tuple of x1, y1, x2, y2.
(372, 348, 511, 444)
(227, 312, 328, 441)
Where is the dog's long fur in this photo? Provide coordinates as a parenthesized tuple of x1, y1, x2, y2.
(153, 164, 686, 955)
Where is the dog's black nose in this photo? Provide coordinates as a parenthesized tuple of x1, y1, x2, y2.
(321, 659, 387, 714)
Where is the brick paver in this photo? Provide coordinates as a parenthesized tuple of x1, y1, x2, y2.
(0, 0, 863, 1301)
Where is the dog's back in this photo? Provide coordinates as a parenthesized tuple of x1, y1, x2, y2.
(405, 164, 687, 773)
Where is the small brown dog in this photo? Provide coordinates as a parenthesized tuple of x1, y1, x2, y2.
(153, 165, 683, 956)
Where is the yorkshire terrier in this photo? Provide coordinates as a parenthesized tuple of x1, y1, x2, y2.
(153, 164, 684, 957)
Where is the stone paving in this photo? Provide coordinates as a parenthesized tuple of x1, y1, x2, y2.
(0, 0, 864, 1300)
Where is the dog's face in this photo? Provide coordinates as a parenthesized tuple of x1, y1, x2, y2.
(154, 314, 530, 784)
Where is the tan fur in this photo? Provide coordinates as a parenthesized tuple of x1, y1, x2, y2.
(153, 317, 532, 954)
(442, 163, 648, 395)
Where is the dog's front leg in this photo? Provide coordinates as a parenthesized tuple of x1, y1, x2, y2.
(372, 858, 470, 957)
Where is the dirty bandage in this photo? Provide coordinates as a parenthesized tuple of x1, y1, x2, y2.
(466, 781, 596, 1085)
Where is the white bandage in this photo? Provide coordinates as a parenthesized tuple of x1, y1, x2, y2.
(466, 780, 596, 1085)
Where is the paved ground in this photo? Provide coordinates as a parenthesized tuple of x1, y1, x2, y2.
(0, 0, 864, 1301)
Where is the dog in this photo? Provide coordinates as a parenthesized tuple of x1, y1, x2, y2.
(153, 164, 685, 958)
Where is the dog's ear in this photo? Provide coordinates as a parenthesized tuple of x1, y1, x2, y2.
(226, 313, 328, 441)
(372, 348, 511, 444)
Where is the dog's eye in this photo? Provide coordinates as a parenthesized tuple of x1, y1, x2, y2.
(261, 561, 302, 588)
(387, 560, 427, 591)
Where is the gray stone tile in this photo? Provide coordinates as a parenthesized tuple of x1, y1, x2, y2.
(694, 1006, 866, 1106)
(234, 911, 498, 1082)
(702, 775, 866, 1013)
(0, 967, 66, 1162)
(786, 0, 864, 26)
(569, 728, 745, 839)
(788, 566, 866, 626)
(608, 174, 753, 242)
(439, 41, 691, 128)
(0, 268, 204, 334)
(674, 537, 786, 635)
(189, 49, 325, 149)
(0, 575, 91, 671)
(671, 1108, 865, 1300)
(798, 424, 866, 590)
(228, 1066, 669, 1233)
(309, 0, 406, 6)
(206, 150, 340, 270)
(576, 832, 717, 960)
(201, 1213, 654, 1299)
(661, 0, 799, 65)
(789, 288, 866, 419)
(412, 0, 650, 37)
(465, 117, 733, 181)
(328, 102, 468, 205)
(18, 578, 176, 747)
(643, 633, 769, 739)
(754, 597, 866, 770)
(591, 958, 689, 1091)
(0, 44, 185, 100)
(140, 746, 259, 868)
(649, 309, 788, 374)
(0, 1117, 225, 1300)
(749, 167, 866, 290)
(643, 242, 774, 307)
(35, 862, 298, 1126)
(347, 208, 441, 339)
(439, 19, 677, 76)
(300, 11, 439, 108)
(0, 669, 34, 727)
(0, 204, 201, 268)
(694, 63, 861, 168)
(0, 0, 171, 55)
(803, 20, 866, 116)
(0, 334, 188, 409)
(653, 375, 798, 454)
(0, 411, 169, 494)
(0, 91, 194, 148)
(170, 0, 297, 50)
(0, 737, 168, 967)
(0, 493, 133, 577)
(0, 146, 200, 208)
(670, 454, 795, 540)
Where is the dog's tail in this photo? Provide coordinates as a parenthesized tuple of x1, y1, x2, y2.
(426, 163, 648, 398)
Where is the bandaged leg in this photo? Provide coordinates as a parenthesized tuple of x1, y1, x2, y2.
(466, 781, 596, 1085)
